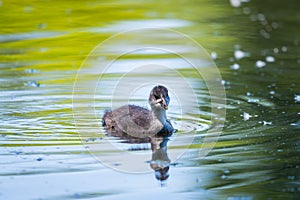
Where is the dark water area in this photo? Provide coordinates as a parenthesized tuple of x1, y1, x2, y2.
(0, 0, 299, 199)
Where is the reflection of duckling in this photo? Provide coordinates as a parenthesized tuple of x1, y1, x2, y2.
(102, 85, 174, 139)
(150, 137, 170, 182)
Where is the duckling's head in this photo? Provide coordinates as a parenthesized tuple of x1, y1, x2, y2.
(148, 85, 170, 111)
(154, 166, 170, 181)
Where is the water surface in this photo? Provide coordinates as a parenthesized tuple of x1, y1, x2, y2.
(0, 0, 299, 199)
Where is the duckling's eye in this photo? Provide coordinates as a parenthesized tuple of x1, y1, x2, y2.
(154, 94, 160, 99)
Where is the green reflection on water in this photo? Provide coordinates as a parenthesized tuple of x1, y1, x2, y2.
(0, 0, 299, 199)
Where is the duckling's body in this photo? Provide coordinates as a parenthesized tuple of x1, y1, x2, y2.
(102, 85, 174, 139)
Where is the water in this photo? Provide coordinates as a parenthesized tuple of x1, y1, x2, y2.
(0, 0, 299, 199)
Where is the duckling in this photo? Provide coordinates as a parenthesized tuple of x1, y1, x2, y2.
(102, 85, 174, 139)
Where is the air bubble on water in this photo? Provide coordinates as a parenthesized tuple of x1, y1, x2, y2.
(260, 29, 270, 39)
(211, 51, 218, 60)
(281, 46, 288, 52)
(255, 60, 266, 68)
(273, 48, 279, 54)
(230, 0, 241, 7)
(234, 50, 249, 60)
(269, 90, 275, 95)
(257, 13, 266, 22)
(294, 94, 300, 102)
(271, 22, 279, 29)
(263, 121, 272, 126)
(243, 112, 252, 121)
(230, 63, 240, 70)
(221, 80, 226, 85)
(261, 20, 268, 26)
(221, 174, 227, 179)
(266, 56, 275, 62)
(223, 169, 230, 174)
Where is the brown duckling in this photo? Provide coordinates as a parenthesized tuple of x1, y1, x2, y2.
(102, 85, 174, 140)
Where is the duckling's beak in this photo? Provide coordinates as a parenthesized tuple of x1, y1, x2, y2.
(163, 102, 168, 110)
(161, 95, 168, 110)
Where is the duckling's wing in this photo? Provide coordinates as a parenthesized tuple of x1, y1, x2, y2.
(112, 105, 163, 137)
(114, 105, 151, 128)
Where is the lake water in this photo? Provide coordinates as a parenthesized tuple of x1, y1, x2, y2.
(0, 0, 299, 199)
